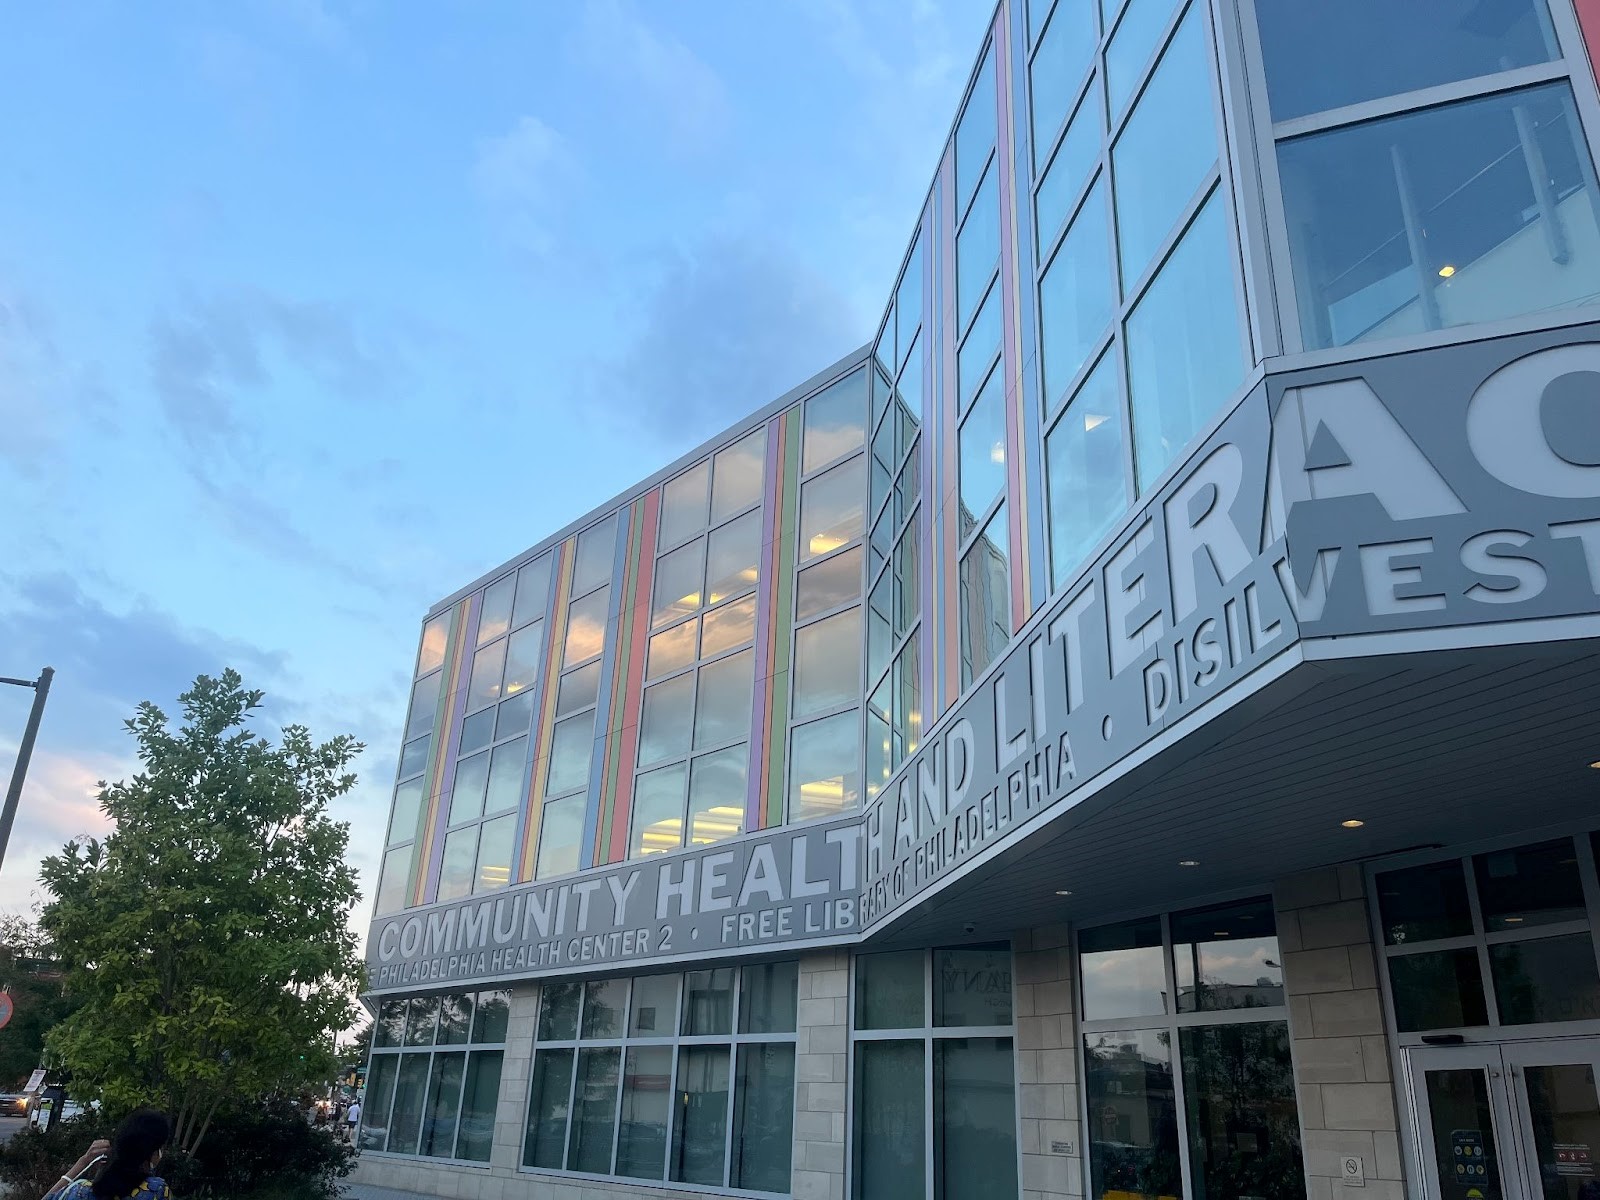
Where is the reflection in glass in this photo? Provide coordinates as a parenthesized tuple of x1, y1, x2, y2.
(1389, 948, 1489, 1031)
(800, 456, 866, 562)
(896, 240, 922, 371)
(1127, 191, 1243, 492)
(449, 752, 489, 826)
(376, 999, 407, 1048)
(958, 165, 1001, 333)
(468, 639, 508, 711)
(867, 680, 892, 800)
(496, 690, 535, 741)
(572, 514, 617, 597)
(376, 846, 412, 916)
(479, 574, 515, 646)
(1105, 0, 1180, 116)
(406, 996, 440, 1046)
(405, 672, 440, 742)
(796, 546, 863, 622)
(1041, 181, 1114, 407)
(935, 1038, 1019, 1199)
(788, 711, 863, 822)
(1474, 839, 1586, 931)
(524, 1048, 575, 1168)
(694, 649, 753, 749)
(740, 961, 799, 1034)
(1113, 6, 1217, 288)
(545, 714, 594, 797)
(455, 1050, 502, 1162)
(437, 993, 473, 1045)
(934, 945, 1014, 1027)
(794, 607, 863, 718)
(1084, 1029, 1182, 1200)
(1038, 85, 1103, 249)
(386, 1054, 431, 1155)
(359, 1054, 398, 1150)
(1080, 918, 1166, 1020)
(535, 794, 584, 879)
(417, 613, 449, 676)
(682, 967, 736, 1035)
(732, 1043, 796, 1192)
(419, 1051, 464, 1157)
(629, 974, 680, 1036)
(1254, 0, 1558, 122)
(660, 461, 710, 550)
(513, 554, 553, 630)
(1031, 0, 1097, 169)
(459, 708, 494, 756)
(556, 662, 600, 718)
(1522, 1062, 1600, 1200)
(563, 586, 610, 666)
(959, 282, 1001, 412)
(485, 738, 525, 813)
(538, 980, 581, 1041)
(388, 778, 423, 847)
(868, 571, 892, 687)
(399, 734, 430, 780)
(712, 428, 767, 523)
(956, 47, 997, 212)
(1424, 1068, 1504, 1200)
(616, 1044, 673, 1179)
(569, 1046, 621, 1174)
(706, 509, 761, 605)
(629, 763, 686, 858)
(1490, 934, 1600, 1025)
(503, 623, 542, 696)
(1047, 352, 1127, 588)
(893, 638, 922, 764)
(473, 989, 510, 1042)
(582, 977, 628, 1039)
(647, 619, 697, 680)
(640, 674, 693, 764)
(857, 949, 924, 1029)
(474, 813, 515, 893)
(438, 827, 477, 903)
(700, 596, 755, 659)
(959, 372, 1006, 534)
(1279, 84, 1600, 351)
(803, 369, 869, 474)
(1171, 898, 1283, 1012)
(959, 503, 1010, 687)
(1180, 1022, 1304, 1200)
(853, 1040, 925, 1200)
(1376, 859, 1473, 945)
(687, 745, 747, 846)
(670, 1045, 731, 1186)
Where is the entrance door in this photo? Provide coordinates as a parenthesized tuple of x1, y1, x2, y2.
(1407, 1040, 1600, 1200)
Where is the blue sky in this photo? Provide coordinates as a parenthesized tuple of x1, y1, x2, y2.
(0, 0, 992, 934)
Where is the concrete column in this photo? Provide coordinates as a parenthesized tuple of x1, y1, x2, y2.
(491, 983, 539, 1171)
(791, 949, 850, 1200)
(1013, 924, 1083, 1200)
(1276, 865, 1407, 1200)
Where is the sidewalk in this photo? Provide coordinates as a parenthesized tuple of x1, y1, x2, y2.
(342, 1185, 442, 1200)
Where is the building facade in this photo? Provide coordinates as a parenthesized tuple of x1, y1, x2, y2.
(352, 1, 1600, 1197)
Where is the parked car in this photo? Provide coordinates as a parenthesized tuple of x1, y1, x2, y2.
(0, 1094, 27, 1118)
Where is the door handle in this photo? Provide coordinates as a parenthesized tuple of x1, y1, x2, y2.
(1490, 1069, 1502, 1078)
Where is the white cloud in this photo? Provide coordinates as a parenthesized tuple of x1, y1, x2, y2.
(472, 116, 581, 258)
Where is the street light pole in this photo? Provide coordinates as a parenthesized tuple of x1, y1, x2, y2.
(0, 668, 53, 878)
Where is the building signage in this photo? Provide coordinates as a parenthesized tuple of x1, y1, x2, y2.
(366, 327, 1600, 991)
(368, 817, 859, 993)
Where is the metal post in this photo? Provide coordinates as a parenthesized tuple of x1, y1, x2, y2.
(0, 668, 53, 877)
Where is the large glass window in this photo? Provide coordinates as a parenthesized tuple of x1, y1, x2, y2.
(1376, 835, 1600, 1032)
(851, 944, 1017, 1200)
(958, 166, 1002, 333)
(956, 47, 997, 214)
(1031, 0, 1098, 170)
(787, 709, 863, 823)
(1046, 351, 1127, 588)
(959, 503, 1010, 687)
(1079, 902, 1304, 1200)
(1279, 83, 1600, 351)
(524, 965, 797, 1188)
(800, 456, 866, 562)
(1253, 0, 1559, 122)
(803, 368, 868, 473)
(359, 990, 509, 1163)
(1040, 182, 1114, 407)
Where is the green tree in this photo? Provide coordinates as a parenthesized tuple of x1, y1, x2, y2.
(38, 671, 366, 1154)
(0, 914, 79, 1088)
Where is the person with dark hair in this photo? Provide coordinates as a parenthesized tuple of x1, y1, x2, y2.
(45, 1110, 171, 1200)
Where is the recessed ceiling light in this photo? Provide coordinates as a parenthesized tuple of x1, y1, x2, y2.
(1438, 264, 1457, 278)
(1589, 761, 1600, 769)
(1505, 917, 1524, 924)
(1054, 889, 1073, 896)
(1341, 819, 1365, 829)
(1179, 859, 1199, 868)
(1213, 931, 1231, 937)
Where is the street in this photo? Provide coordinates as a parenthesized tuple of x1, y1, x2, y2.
(0, 1117, 27, 1144)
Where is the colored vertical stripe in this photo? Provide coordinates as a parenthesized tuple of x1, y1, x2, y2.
(600, 493, 657, 864)
(992, 1, 1033, 631)
(583, 513, 634, 869)
(516, 539, 576, 881)
(747, 418, 781, 829)
(938, 145, 963, 718)
(412, 596, 474, 906)
(758, 409, 801, 829)
(1578, 0, 1600, 88)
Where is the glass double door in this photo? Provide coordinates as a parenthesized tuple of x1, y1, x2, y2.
(1408, 1040, 1600, 1200)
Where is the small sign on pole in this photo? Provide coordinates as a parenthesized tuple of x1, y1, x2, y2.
(24, 1069, 45, 1094)
(0, 993, 16, 1031)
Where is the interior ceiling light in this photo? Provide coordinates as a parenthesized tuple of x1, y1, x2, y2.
(1054, 889, 1073, 896)
(1179, 859, 1200, 868)
(1341, 819, 1365, 829)
(1438, 264, 1457, 278)
(1589, 761, 1600, 769)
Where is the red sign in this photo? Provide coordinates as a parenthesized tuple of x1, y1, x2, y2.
(0, 994, 16, 1031)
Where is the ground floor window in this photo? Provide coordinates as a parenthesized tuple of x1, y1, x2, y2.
(1078, 898, 1304, 1200)
(850, 943, 1018, 1200)
(523, 961, 798, 1194)
(360, 989, 510, 1161)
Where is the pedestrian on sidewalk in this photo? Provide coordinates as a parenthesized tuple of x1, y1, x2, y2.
(43, 1110, 171, 1200)
(344, 1098, 361, 1144)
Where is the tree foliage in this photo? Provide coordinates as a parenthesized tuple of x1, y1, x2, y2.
(38, 671, 366, 1154)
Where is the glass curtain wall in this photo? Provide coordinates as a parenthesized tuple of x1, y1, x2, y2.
(523, 963, 798, 1192)
(1026, 0, 1246, 589)
(376, 609, 452, 915)
(867, 232, 926, 801)
(1078, 899, 1304, 1200)
(1249, 0, 1600, 351)
(361, 989, 511, 1162)
(850, 944, 1019, 1200)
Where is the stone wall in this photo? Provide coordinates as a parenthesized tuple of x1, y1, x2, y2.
(1013, 924, 1083, 1199)
(1276, 865, 1407, 1200)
